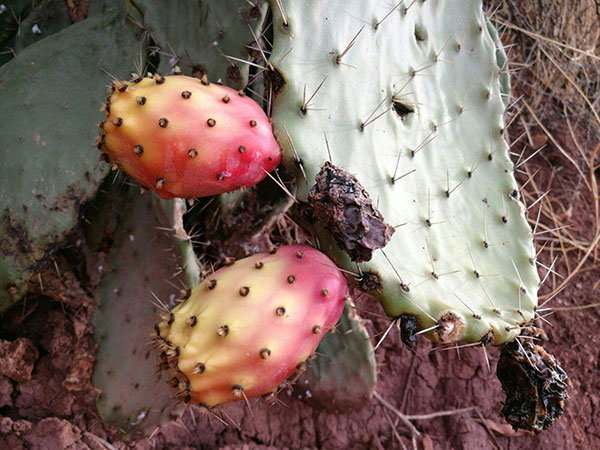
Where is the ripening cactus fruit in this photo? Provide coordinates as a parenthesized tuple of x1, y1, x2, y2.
(154, 245, 347, 408)
(97, 74, 281, 199)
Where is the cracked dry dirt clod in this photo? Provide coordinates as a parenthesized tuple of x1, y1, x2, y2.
(497, 328, 570, 433)
(304, 162, 395, 262)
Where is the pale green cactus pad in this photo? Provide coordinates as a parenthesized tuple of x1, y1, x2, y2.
(269, 0, 538, 344)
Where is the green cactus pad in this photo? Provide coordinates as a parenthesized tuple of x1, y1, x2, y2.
(0, 8, 139, 311)
(138, 0, 268, 87)
(269, 0, 538, 344)
(298, 304, 376, 412)
(89, 182, 183, 437)
(0, 0, 30, 66)
(13, 0, 72, 54)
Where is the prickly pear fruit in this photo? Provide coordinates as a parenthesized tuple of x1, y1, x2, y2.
(155, 245, 347, 408)
(97, 74, 281, 199)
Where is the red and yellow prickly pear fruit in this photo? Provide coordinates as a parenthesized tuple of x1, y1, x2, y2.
(97, 75, 281, 199)
(155, 245, 347, 408)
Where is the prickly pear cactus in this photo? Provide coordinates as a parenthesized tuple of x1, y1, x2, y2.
(88, 181, 184, 437)
(156, 245, 347, 408)
(269, 0, 539, 344)
(298, 303, 376, 412)
(0, 8, 138, 311)
(99, 75, 281, 199)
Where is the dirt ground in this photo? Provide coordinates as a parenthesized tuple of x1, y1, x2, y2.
(1, 1, 599, 449)
(0, 235, 598, 450)
(0, 124, 598, 450)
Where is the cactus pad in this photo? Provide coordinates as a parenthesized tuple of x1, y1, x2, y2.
(268, 0, 539, 344)
(89, 183, 183, 437)
(138, 0, 269, 88)
(0, 8, 138, 311)
(299, 303, 376, 412)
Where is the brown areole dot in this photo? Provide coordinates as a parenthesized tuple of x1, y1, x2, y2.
(181, 90, 192, 99)
(238, 145, 246, 153)
(296, 361, 307, 371)
(321, 289, 329, 297)
(111, 117, 123, 126)
(296, 251, 304, 259)
(192, 362, 206, 375)
(232, 385, 244, 396)
(222, 95, 230, 103)
(262, 392, 276, 402)
(167, 313, 175, 325)
(156, 178, 166, 189)
(217, 172, 227, 181)
(224, 256, 236, 266)
(312, 325, 322, 334)
(255, 261, 264, 269)
(249, 119, 257, 127)
(276, 306, 286, 316)
(158, 118, 169, 128)
(207, 279, 217, 290)
(187, 316, 197, 327)
(239, 286, 250, 296)
(136, 96, 146, 106)
(133, 145, 144, 156)
(217, 325, 229, 337)
(155, 74, 165, 84)
(287, 275, 296, 283)
(188, 148, 198, 158)
(207, 118, 216, 127)
(260, 348, 272, 359)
